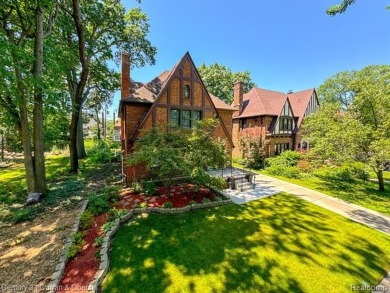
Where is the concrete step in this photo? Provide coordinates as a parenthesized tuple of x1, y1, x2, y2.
(236, 181, 253, 191)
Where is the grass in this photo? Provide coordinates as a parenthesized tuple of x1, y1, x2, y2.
(233, 162, 390, 217)
(102, 193, 390, 293)
(369, 171, 390, 182)
(0, 139, 121, 224)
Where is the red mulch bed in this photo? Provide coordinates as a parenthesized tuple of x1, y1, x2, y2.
(118, 184, 218, 209)
(57, 184, 222, 292)
(57, 213, 107, 293)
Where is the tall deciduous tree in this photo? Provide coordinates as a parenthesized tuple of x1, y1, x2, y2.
(63, 1, 156, 172)
(303, 65, 390, 191)
(0, 0, 60, 196)
(197, 63, 255, 104)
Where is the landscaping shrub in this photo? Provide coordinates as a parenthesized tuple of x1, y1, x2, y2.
(314, 163, 369, 182)
(163, 201, 173, 209)
(107, 208, 128, 221)
(265, 151, 301, 168)
(348, 162, 370, 181)
(143, 181, 158, 196)
(79, 211, 94, 230)
(67, 232, 86, 258)
(87, 193, 111, 216)
(86, 139, 120, 164)
(238, 127, 267, 170)
(132, 182, 143, 194)
(267, 165, 301, 179)
(94, 235, 104, 247)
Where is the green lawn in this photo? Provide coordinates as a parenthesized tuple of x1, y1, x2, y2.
(102, 193, 390, 293)
(261, 171, 390, 217)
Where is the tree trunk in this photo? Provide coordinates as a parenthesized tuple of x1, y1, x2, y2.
(77, 110, 86, 159)
(377, 169, 385, 192)
(69, 0, 89, 173)
(0, 130, 4, 162)
(19, 101, 36, 193)
(11, 50, 36, 193)
(32, 4, 47, 195)
(95, 108, 101, 140)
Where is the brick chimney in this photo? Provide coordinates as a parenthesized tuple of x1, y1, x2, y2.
(233, 81, 244, 115)
(121, 52, 130, 99)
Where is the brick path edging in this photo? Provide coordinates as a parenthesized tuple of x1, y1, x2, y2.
(88, 198, 233, 293)
(46, 200, 89, 293)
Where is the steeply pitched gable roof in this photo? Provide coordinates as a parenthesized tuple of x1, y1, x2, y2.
(209, 93, 234, 111)
(288, 88, 316, 126)
(234, 87, 289, 118)
(121, 61, 233, 111)
(234, 86, 315, 123)
(126, 52, 234, 147)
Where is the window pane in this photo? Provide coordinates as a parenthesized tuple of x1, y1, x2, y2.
(182, 110, 191, 128)
(171, 109, 180, 126)
(192, 111, 201, 126)
(184, 85, 191, 99)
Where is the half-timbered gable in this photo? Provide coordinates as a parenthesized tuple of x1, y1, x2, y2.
(232, 83, 318, 158)
(119, 52, 234, 183)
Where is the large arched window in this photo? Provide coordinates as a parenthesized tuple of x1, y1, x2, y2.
(184, 85, 191, 99)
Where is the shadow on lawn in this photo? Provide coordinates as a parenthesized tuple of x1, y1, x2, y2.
(103, 194, 390, 293)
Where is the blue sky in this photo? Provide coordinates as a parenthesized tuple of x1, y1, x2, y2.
(111, 0, 390, 115)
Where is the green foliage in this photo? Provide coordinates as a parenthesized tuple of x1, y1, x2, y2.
(128, 119, 229, 194)
(102, 221, 115, 234)
(163, 202, 173, 209)
(86, 139, 119, 164)
(197, 63, 256, 104)
(265, 151, 302, 179)
(143, 181, 158, 196)
(68, 232, 86, 258)
(132, 182, 143, 194)
(326, 0, 357, 15)
(107, 208, 128, 222)
(87, 194, 111, 216)
(79, 211, 94, 230)
(139, 202, 147, 209)
(303, 65, 390, 190)
(187, 119, 229, 170)
(267, 166, 302, 179)
(238, 127, 267, 169)
(314, 163, 369, 182)
(265, 151, 301, 168)
(191, 167, 227, 191)
(128, 127, 191, 183)
(94, 235, 104, 247)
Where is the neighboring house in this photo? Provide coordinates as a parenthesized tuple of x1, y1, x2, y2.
(119, 52, 235, 184)
(83, 117, 98, 138)
(113, 119, 121, 141)
(232, 82, 319, 158)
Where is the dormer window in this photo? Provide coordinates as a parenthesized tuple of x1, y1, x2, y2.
(184, 85, 191, 99)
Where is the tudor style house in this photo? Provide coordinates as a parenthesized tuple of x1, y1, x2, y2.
(119, 52, 234, 184)
(232, 82, 319, 158)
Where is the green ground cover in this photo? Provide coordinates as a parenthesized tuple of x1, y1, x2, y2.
(0, 140, 120, 224)
(102, 193, 390, 293)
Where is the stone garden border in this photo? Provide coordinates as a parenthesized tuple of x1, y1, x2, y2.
(88, 197, 232, 293)
(46, 200, 89, 293)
